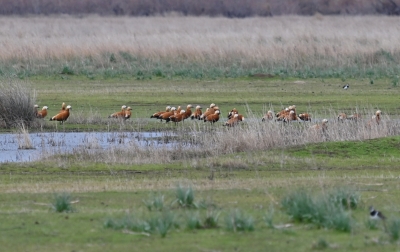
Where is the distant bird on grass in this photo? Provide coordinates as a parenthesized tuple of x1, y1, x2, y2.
(298, 113, 312, 122)
(124, 107, 132, 120)
(33, 104, 39, 117)
(262, 110, 274, 122)
(50, 105, 71, 124)
(369, 206, 385, 220)
(108, 105, 127, 119)
(343, 84, 349, 90)
(36, 106, 48, 119)
(191, 105, 202, 120)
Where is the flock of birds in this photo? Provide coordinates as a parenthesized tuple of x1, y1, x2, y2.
(149, 103, 245, 127)
(34, 101, 382, 131)
(33, 103, 132, 123)
(33, 103, 72, 124)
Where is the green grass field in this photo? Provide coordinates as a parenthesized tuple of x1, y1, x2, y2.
(1, 77, 400, 251)
(26, 76, 398, 132)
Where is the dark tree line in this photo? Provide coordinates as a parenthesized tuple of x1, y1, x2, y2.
(0, 0, 399, 17)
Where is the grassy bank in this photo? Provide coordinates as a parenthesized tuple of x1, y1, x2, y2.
(30, 77, 399, 122)
(1, 150, 400, 251)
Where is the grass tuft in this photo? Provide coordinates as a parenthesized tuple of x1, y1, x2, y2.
(143, 194, 164, 212)
(365, 219, 379, 230)
(203, 210, 220, 229)
(185, 212, 203, 230)
(312, 238, 329, 250)
(328, 187, 360, 210)
(173, 185, 197, 208)
(388, 218, 400, 241)
(281, 189, 353, 232)
(51, 192, 74, 213)
(151, 212, 178, 238)
(263, 207, 275, 229)
(225, 209, 255, 232)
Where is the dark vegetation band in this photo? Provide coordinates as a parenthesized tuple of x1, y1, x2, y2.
(1, 0, 399, 17)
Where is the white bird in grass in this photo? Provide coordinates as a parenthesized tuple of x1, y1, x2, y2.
(369, 206, 385, 220)
(343, 84, 349, 90)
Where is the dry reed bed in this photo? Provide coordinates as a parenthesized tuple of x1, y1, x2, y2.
(44, 109, 400, 166)
(2, 16, 400, 73)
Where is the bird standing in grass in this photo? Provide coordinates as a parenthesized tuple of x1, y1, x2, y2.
(204, 110, 220, 123)
(124, 107, 132, 120)
(337, 113, 347, 122)
(369, 206, 385, 220)
(183, 104, 193, 120)
(262, 110, 274, 122)
(36, 106, 48, 119)
(108, 105, 127, 119)
(310, 119, 328, 131)
(151, 106, 171, 119)
(60, 102, 66, 112)
(298, 113, 312, 122)
(343, 84, 349, 90)
(50, 105, 71, 124)
(367, 110, 382, 127)
(369, 206, 387, 231)
(191, 105, 202, 120)
(33, 105, 39, 117)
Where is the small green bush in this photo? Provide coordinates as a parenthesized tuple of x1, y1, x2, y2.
(61, 66, 74, 75)
(204, 210, 220, 229)
(173, 185, 197, 208)
(150, 212, 177, 238)
(281, 189, 353, 232)
(143, 194, 164, 211)
(365, 219, 379, 230)
(312, 238, 329, 250)
(263, 207, 275, 229)
(388, 218, 400, 241)
(225, 209, 254, 232)
(185, 212, 203, 230)
(328, 187, 360, 210)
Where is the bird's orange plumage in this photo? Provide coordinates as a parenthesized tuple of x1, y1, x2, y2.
(151, 106, 171, 118)
(124, 107, 132, 120)
(262, 111, 274, 122)
(109, 105, 127, 118)
(298, 113, 311, 122)
(33, 105, 39, 117)
(337, 113, 347, 122)
(191, 106, 202, 120)
(224, 114, 241, 127)
(160, 108, 176, 121)
(227, 108, 239, 119)
(169, 110, 186, 123)
(367, 110, 382, 126)
(60, 102, 66, 112)
(310, 119, 328, 131)
(36, 106, 48, 119)
(204, 110, 220, 123)
(183, 105, 193, 120)
(50, 105, 71, 123)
